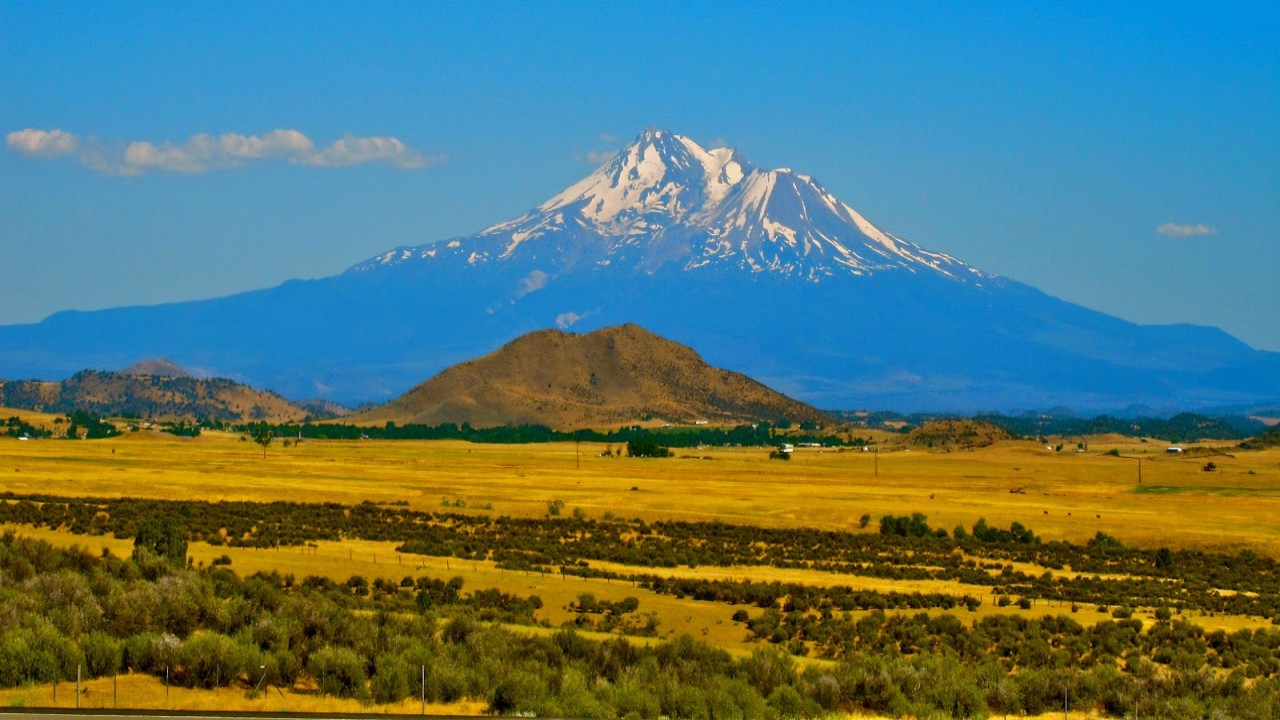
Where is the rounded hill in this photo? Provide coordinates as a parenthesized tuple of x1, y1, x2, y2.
(351, 324, 829, 430)
(904, 419, 1012, 450)
(120, 358, 192, 378)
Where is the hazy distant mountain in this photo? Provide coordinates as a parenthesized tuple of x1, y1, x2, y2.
(351, 323, 828, 429)
(0, 368, 314, 423)
(0, 129, 1276, 412)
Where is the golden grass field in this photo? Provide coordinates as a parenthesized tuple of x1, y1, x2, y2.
(2, 416, 1278, 716)
(2, 423, 1277, 553)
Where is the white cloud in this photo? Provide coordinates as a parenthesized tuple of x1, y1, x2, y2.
(77, 147, 138, 176)
(220, 129, 314, 158)
(6, 127, 439, 174)
(599, 132, 619, 143)
(123, 135, 217, 173)
(575, 149, 618, 164)
(1156, 222, 1218, 237)
(556, 311, 585, 329)
(515, 269, 549, 298)
(7, 128, 78, 157)
(299, 134, 440, 169)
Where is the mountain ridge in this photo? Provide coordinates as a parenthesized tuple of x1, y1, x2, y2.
(0, 128, 1276, 412)
(0, 367, 320, 423)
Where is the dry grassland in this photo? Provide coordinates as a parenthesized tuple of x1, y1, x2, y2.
(2, 429, 1278, 553)
(2, 427, 1277, 716)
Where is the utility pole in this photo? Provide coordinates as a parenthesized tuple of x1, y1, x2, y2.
(421, 665, 426, 715)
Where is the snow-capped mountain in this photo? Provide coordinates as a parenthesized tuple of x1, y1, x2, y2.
(1, 129, 1277, 412)
(355, 129, 981, 283)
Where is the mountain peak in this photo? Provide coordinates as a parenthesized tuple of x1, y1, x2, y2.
(526, 129, 749, 231)
(354, 129, 986, 284)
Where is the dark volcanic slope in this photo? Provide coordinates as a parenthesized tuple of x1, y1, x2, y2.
(352, 324, 829, 429)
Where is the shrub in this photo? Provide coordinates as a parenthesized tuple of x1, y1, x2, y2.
(132, 517, 187, 567)
(371, 654, 411, 704)
(307, 645, 369, 701)
(81, 632, 123, 677)
(180, 631, 255, 688)
(490, 670, 549, 715)
(766, 684, 808, 718)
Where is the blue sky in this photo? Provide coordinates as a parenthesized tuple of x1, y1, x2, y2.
(3, 2, 1277, 349)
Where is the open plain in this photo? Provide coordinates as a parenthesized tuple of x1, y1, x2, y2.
(4, 420, 1280, 717)
(3, 427, 1278, 553)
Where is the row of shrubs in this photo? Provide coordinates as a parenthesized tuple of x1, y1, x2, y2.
(4, 493, 1280, 618)
(4, 531, 1280, 718)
